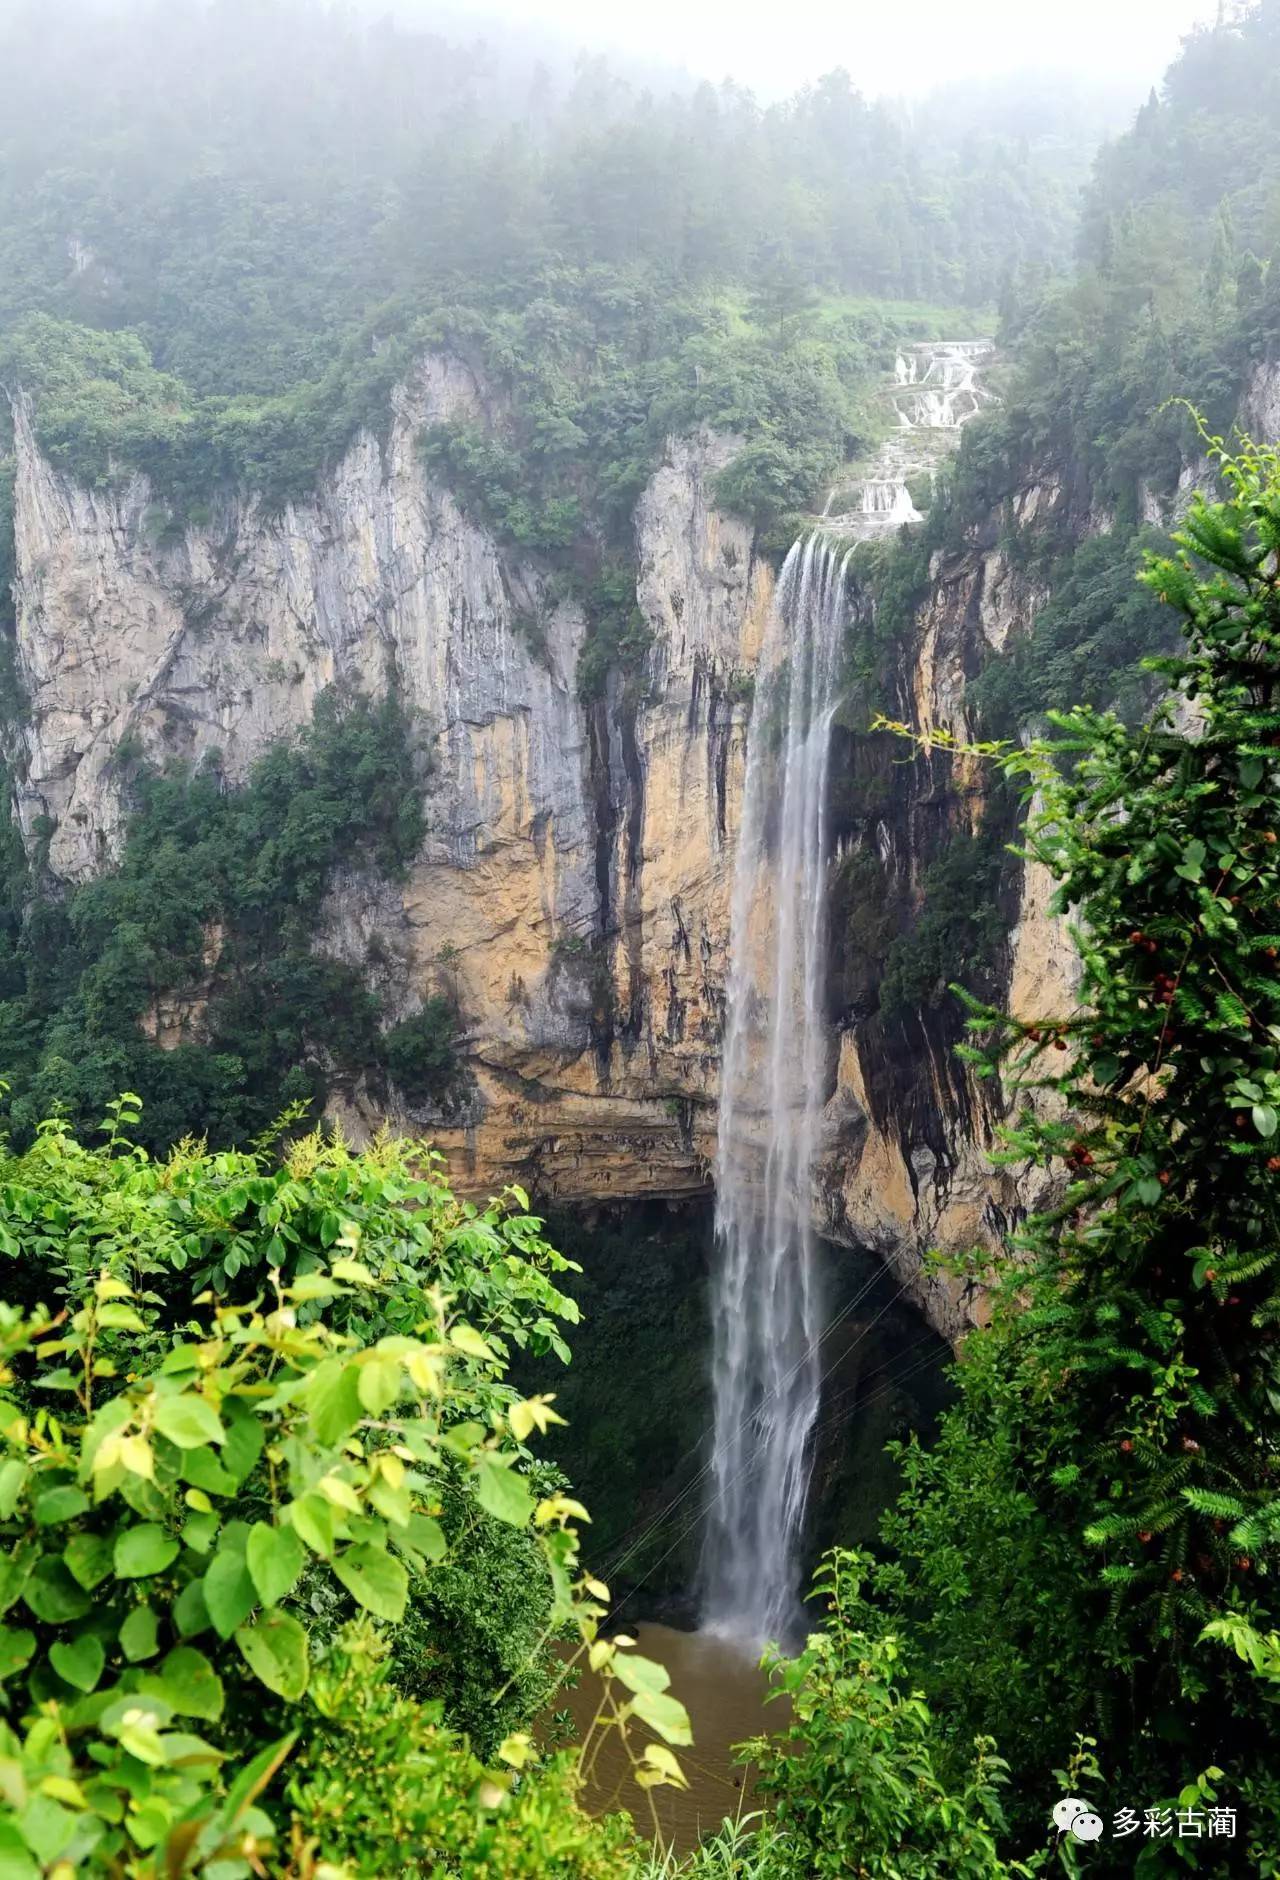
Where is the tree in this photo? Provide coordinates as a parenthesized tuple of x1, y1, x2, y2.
(870, 425, 1280, 1859)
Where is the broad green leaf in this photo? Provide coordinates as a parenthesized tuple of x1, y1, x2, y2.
(182, 1510, 220, 1556)
(0, 1462, 27, 1521)
(221, 1400, 266, 1486)
(235, 1608, 309, 1701)
(115, 1523, 180, 1579)
(629, 1687, 693, 1746)
(22, 1556, 91, 1623)
(154, 1394, 226, 1450)
(96, 1302, 146, 1331)
(356, 1357, 400, 1417)
(289, 1272, 340, 1302)
(474, 1454, 534, 1528)
(50, 1632, 105, 1693)
(0, 1820, 39, 1879)
(331, 1544, 408, 1623)
(180, 1447, 237, 1498)
(115, 1715, 167, 1765)
(450, 1324, 495, 1361)
(63, 1531, 114, 1591)
(611, 1652, 671, 1697)
(203, 1549, 257, 1639)
(0, 1544, 34, 1619)
(173, 1579, 212, 1640)
(399, 1513, 447, 1563)
(1254, 1104, 1278, 1139)
(0, 1624, 34, 1680)
(153, 1645, 224, 1721)
(642, 1743, 688, 1786)
(222, 1732, 298, 1823)
(286, 1494, 336, 1559)
(246, 1524, 305, 1607)
(367, 1475, 411, 1527)
(306, 1359, 363, 1447)
(119, 1603, 161, 1662)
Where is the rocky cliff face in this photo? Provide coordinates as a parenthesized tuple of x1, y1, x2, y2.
(11, 351, 1206, 1342)
(9, 357, 769, 1198)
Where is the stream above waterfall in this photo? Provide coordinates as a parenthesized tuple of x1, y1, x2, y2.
(821, 336, 995, 540)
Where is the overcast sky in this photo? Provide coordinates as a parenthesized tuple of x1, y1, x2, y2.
(453, 0, 1221, 99)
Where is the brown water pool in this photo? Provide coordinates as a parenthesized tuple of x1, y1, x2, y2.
(550, 1620, 779, 1855)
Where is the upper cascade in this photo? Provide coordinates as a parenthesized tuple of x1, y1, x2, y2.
(825, 338, 994, 541)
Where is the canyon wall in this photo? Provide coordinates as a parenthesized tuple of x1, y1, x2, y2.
(23, 352, 1256, 1338)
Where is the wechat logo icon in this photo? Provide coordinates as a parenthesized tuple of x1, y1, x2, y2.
(1053, 1797, 1105, 1843)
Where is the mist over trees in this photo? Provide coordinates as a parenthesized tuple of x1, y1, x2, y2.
(0, 0, 1103, 407)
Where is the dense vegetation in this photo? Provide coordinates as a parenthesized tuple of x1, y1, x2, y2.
(829, 0, 1280, 1041)
(0, 1112, 715, 1874)
(4, 2, 1280, 1873)
(0, 0, 1081, 1156)
(0, 0, 1107, 618)
(0, 692, 465, 1152)
(857, 431, 1280, 1871)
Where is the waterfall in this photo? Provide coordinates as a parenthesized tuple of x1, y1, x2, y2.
(862, 480, 919, 523)
(701, 533, 848, 1647)
(892, 341, 991, 431)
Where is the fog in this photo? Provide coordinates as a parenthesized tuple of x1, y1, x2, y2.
(439, 0, 1219, 98)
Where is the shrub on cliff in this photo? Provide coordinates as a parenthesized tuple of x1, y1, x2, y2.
(866, 425, 1280, 1862)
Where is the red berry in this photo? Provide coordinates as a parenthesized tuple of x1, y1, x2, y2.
(1120, 1439, 1134, 1454)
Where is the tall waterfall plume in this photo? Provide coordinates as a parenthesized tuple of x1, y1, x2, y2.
(701, 533, 849, 1646)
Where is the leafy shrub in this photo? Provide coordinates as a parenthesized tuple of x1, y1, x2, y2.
(382, 998, 465, 1110)
(0, 1108, 691, 1874)
(743, 1551, 1017, 1878)
(866, 430, 1280, 1850)
(0, 690, 442, 1149)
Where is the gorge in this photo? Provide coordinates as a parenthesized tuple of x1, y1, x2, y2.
(4, 331, 1006, 1625)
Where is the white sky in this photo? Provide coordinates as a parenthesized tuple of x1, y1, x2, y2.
(454, 0, 1220, 99)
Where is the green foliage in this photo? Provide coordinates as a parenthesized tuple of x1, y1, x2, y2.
(382, 1000, 465, 1110)
(0, 1, 1108, 707)
(0, 691, 460, 1149)
(866, 432, 1280, 1851)
(970, 527, 1174, 733)
(0, 1113, 701, 1875)
(283, 1625, 641, 1879)
(742, 1551, 1020, 1878)
(879, 824, 1011, 1020)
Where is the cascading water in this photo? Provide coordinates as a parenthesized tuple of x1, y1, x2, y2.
(699, 336, 992, 1647)
(862, 480, 919, 524)
(701, 534, 849, 1646)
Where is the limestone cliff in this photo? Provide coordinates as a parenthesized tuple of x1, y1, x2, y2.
(8, 358, 767, 1204)
(16, 351, 1243, 1342)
